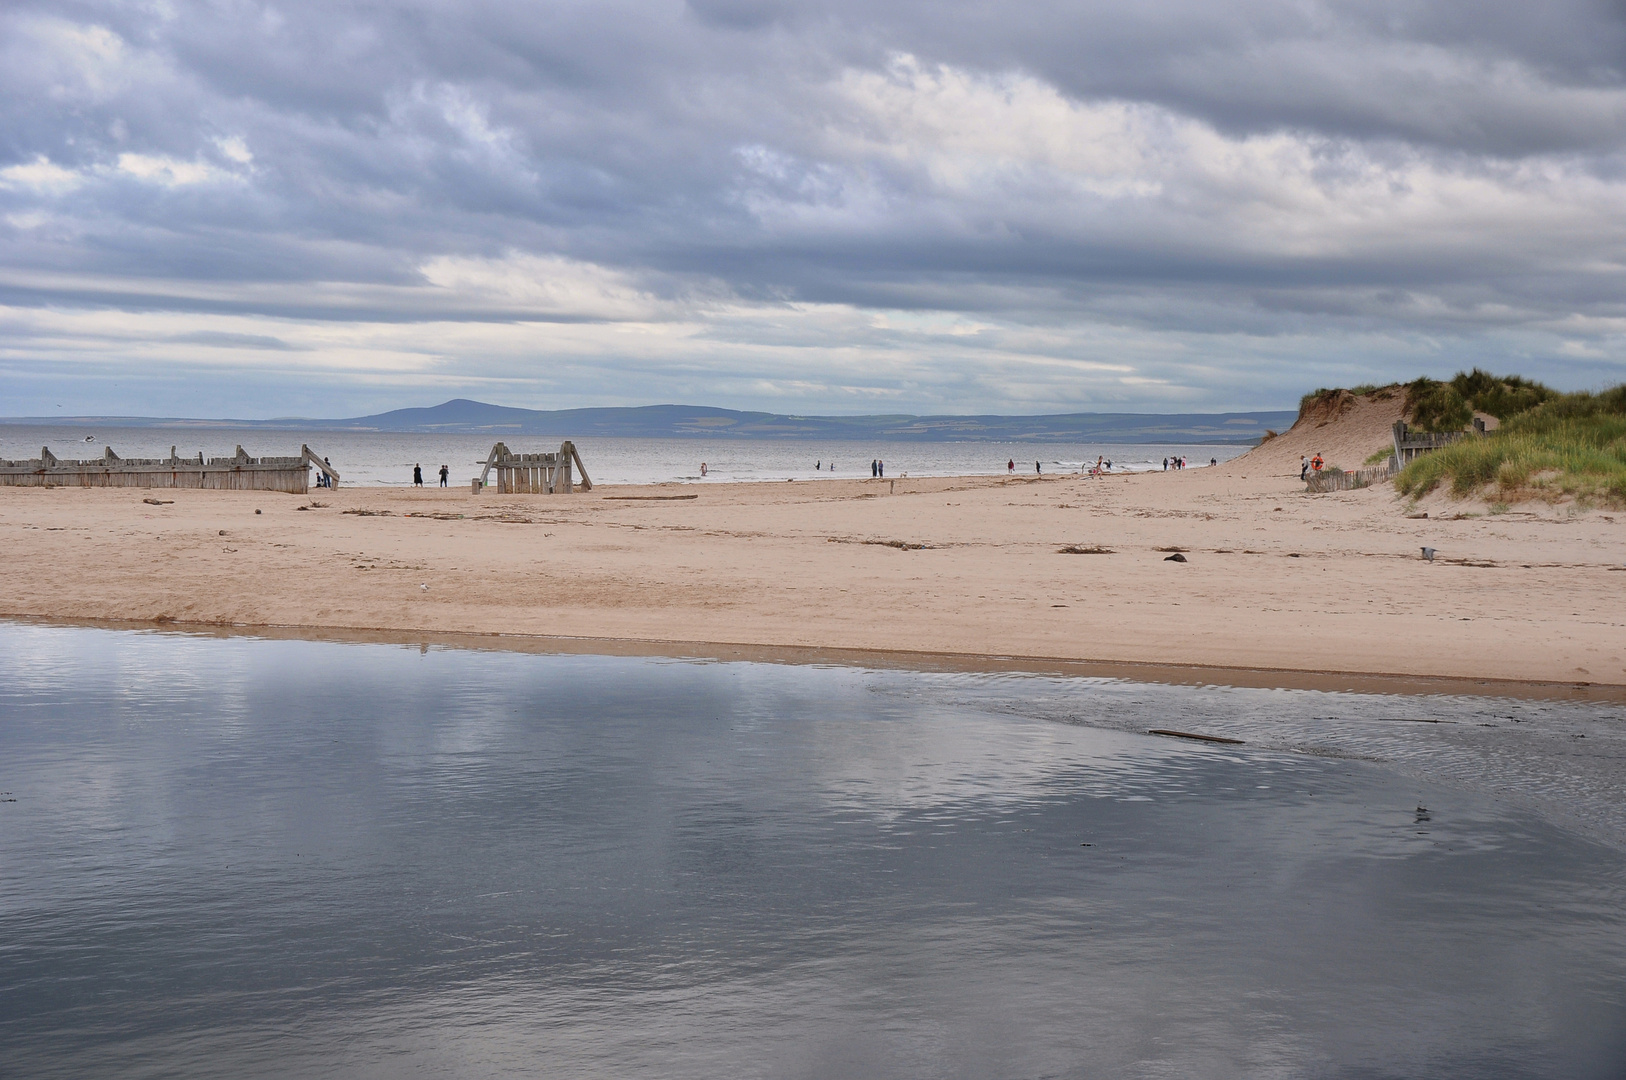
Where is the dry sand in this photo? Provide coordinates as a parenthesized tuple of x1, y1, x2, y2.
(3, 401, 1624, 690)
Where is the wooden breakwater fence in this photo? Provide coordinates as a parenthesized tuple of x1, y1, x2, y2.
(478, 441, 592, 494)
(0, 444, 340, 494)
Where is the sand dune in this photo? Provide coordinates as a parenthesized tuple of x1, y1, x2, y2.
(1225, 389, 1405, 477)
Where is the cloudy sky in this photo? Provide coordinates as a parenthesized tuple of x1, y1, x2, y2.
(3, 0, 1626, 418)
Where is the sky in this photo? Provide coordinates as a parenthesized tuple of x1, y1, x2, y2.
(3, 0, 1626, 419)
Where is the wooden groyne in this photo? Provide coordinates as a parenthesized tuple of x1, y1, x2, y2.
(0, 444, 340, 494)
(478, 441, 592, 494)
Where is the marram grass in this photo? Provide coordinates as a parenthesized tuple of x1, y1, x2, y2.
(1396, 387, 1626, 506)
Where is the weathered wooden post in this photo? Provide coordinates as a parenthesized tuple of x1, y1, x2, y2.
(562, 441, 590, 491)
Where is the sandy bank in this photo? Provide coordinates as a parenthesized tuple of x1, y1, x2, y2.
(3, 442, 1623, 689)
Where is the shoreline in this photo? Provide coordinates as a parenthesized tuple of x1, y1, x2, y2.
(10, 612, 1625, 702)
(4, 459, 1623, 691)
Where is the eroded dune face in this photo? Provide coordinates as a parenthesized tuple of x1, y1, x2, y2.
(1227, 390, 1407, 476)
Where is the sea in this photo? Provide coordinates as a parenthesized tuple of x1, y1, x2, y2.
(2, 622, 1623, 1078)
(0, 425, 1249, 487)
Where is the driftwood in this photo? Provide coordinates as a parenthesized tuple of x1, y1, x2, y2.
(1147, 729, 1246, 745)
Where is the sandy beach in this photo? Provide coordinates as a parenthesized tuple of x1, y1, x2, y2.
(3, 397, 1623, 691)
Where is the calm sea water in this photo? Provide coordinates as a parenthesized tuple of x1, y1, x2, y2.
(0, 425, 1247, 487)
(2, 623, 1623, 1078)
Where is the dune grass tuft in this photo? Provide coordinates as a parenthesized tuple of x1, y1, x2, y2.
(1403, 369, 1555, 432)
(1396, 385, 1626, 506)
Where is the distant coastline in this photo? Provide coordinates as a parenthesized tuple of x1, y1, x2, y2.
(0, 398, 1295, 445)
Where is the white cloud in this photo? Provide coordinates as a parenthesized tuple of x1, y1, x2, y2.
(417, 252, 672, 320)
(39, 20, 131, 101)
(0, 155, 85, 193)
(116, 152, 236, 187)
(730, 53, 1626, 273)
(831, 55, 1166, 199)
(215, 136, 254, 165)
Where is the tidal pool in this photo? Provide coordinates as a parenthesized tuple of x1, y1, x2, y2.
(1, 624, 1623, 1078)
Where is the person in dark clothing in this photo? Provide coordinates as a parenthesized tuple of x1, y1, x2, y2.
(413, 464, 423, 487)
(439, 464, 449, 487)
(1035, 460, 1041, 475)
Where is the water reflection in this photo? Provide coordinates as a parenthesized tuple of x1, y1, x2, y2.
(1, 624, 1623, 1078)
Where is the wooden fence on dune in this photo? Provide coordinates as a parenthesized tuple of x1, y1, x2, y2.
(1305, 418, 1490, 493)
(1305, 463, 1395, 493)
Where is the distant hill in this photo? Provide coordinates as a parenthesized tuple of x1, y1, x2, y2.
(3, 399, 1297, 444)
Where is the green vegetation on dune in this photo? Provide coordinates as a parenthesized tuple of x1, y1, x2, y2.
(1404, 369, 1555, 432)
(1396, 384, 1626, 506)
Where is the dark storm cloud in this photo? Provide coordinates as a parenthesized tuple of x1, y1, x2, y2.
(1, 0, 1625, 414)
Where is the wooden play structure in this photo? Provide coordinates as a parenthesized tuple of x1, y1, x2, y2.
(478, 441, 592, 494)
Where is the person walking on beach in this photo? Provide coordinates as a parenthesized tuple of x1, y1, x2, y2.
(413, 463, 423, 487)
(1163, 457, 1169, 471)
(1301, 455, 1309, 481)
(871, 459, 878, 477)
(878, 460, 884, 477)
(1008, 458, 1015, 473)
(1035, 460, 1041, 475)
(439, 464, 449, 487)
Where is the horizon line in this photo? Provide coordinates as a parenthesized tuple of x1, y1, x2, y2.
(0, 398, 1300, 426)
